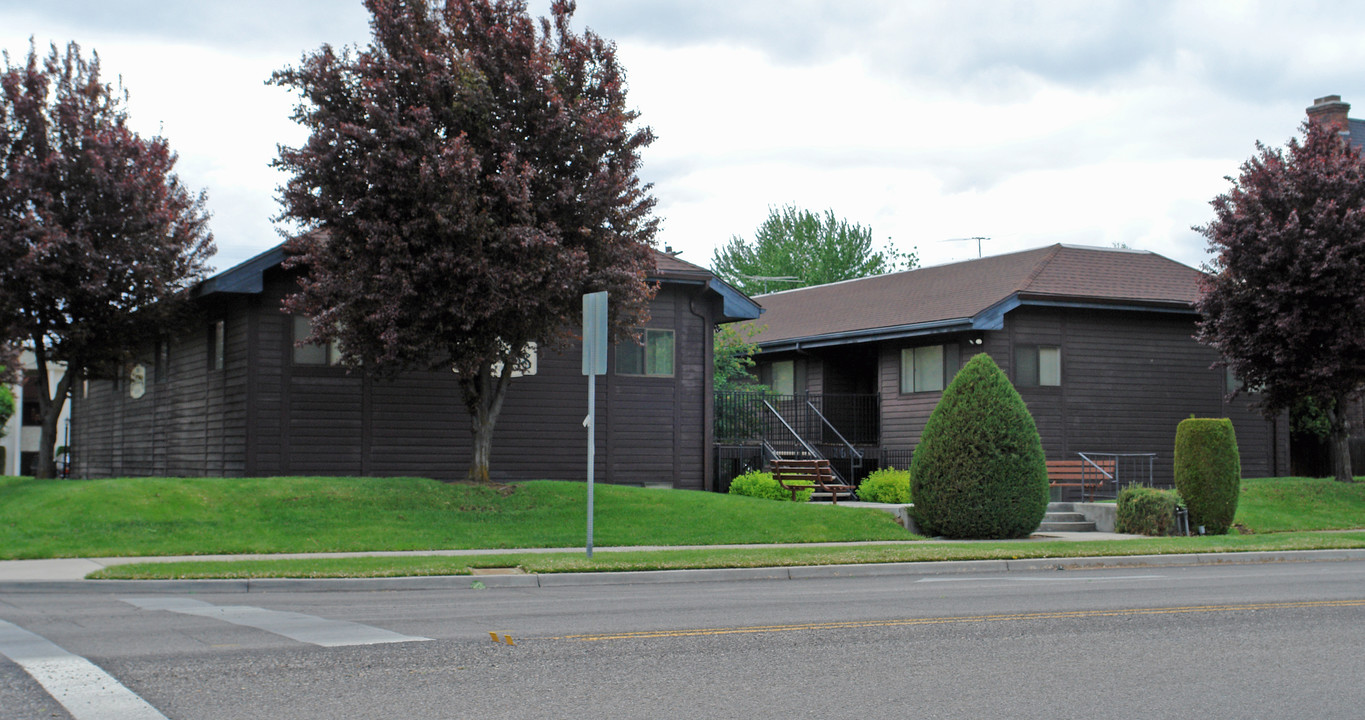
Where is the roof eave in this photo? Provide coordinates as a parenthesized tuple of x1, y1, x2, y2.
(757, 317, 978, 354)
(756, 292, 1197, 354)
(192, 245, 288, 298)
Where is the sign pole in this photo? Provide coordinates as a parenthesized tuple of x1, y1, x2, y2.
(587, 372, 595, 559)
(582, 292, 608, 559)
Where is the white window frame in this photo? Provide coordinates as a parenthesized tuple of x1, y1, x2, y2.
(1016, 344, 1061, 387)
(615, 328, 675, 377)
(900, 345, 945, 393)
(292, 315, 342, 366)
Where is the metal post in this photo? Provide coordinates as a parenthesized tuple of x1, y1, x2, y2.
(586, 372, 595, 559)
(582, 291, 608, 559)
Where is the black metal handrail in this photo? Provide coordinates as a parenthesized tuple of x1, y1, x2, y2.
(806, 399, 862, 484)
(715, 391, 880, 445)
(762, 399, 822, 460)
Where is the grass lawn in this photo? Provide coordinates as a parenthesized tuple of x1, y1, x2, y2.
(5, 473, 1363, 580)
(93, 531, 1365, 580)
(1236, 476, 1365, 532)
(0, 476, 909, 560)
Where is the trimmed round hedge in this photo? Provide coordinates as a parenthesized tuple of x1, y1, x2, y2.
(856, 467, 911, 504)
(727, 470, 811, 502)
(909, 353, 1049, 538)
(1173, 417, 1241, 535)
(1116, 486, 1182, 536)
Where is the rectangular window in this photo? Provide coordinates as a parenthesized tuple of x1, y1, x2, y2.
(21, 372, 42, 426)
(900, 344, 960, 393)
(292, 315, 342, 366)
(211, 320, 225, 370)
(155, 338, 170, 383)
(615, 329, 674, 376)
(1016, 345, 1061, 387)
(770, 360, 795, 395)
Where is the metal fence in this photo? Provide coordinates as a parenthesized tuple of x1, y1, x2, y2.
(715, 391, 879, 445)
(1061, 452, 1159, 501)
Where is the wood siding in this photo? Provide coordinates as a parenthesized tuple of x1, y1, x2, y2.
(875, 307, 1283, 484)
(72, 273, 720, 488)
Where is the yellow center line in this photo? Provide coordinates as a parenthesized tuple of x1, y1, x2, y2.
(551, 599, 1365, 642)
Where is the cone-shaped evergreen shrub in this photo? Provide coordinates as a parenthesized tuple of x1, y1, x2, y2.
(909, 353, 1049, 538)
(1173, 417, 1241, 534)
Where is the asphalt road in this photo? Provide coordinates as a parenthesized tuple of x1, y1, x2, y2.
(2, 559, 1363, 719)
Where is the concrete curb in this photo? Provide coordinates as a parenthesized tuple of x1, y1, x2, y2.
(2, 549, 1362, 594)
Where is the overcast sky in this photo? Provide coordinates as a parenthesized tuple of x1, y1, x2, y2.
(3, 0, 1363, 276)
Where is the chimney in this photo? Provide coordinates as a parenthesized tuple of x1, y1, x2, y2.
(1306, 95, 1351, 133)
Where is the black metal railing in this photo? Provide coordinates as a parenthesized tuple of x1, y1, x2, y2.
(1069, 452, 1159, 501)
(715, 391, 880, 445)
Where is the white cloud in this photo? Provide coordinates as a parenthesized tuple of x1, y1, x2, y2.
(4, 1, 1364, 276)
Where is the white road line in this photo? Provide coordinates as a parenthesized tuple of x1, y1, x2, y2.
(916, 574, 1163, 584)
(123, 597, 431, 647)
(0, 618, 168, 720)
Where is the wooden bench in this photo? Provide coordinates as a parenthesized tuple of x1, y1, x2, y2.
(1046, 458, 1116, 501)
(772, 458, 855, 504)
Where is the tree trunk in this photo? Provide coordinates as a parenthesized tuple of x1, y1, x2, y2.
(462, 356, 515, 484)
(30, 343, 74, 480)
(469, 416, 494, 484)
(1327, 395, 1355, 482)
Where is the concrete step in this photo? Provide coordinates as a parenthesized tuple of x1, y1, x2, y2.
(1038, 502, 1097, 532)
(1036, 521, 1098, 532)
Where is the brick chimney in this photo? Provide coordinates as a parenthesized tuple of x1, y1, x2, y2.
(1306, 95, 1351, 133)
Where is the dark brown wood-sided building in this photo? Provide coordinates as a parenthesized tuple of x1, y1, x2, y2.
(70, 245, 760, 488)
(729, 244, 1291, 489)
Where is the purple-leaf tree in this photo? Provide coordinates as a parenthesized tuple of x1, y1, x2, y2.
(1197, 120, 1365, 483)
(272, 0, 658, 483)
(0, 41, 215, 479)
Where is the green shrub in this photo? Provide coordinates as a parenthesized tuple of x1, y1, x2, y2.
(1173, 417, 1241, 535)
(727, 470, 811, 502)
(857, 467, 911, 504)
(1116, 486, 1182, 536)
(910, 353, 1050, 539)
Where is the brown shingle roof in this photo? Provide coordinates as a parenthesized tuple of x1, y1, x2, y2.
(748, 244, 1203, 348)
(650, 249, 713, 281)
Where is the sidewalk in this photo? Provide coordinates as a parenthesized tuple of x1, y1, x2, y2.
(0, 532, 1136, 583)
(6, 534, 1364, 593)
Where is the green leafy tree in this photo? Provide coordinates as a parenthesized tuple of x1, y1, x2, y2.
(273, 0, 658, 483)
(0, 346, 14, 437)
(0, 370, 13, 439)
(714, 323, 764, 394)
(1, 42, 214, 478)
(1197, 120, 1365, 483)
(910, 353, 1049, 538)
(710, 205, 917, 296)
(713, 323, 768, 440)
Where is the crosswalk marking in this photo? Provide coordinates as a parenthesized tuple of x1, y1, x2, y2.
(123, 597, 431, 647)
(0, 618, 169, 720)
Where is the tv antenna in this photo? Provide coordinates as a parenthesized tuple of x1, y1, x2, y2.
(941, 236, 991, 258)
(741, 275, 801, 294)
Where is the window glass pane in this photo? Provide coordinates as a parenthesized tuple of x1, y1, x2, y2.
(293, 315, 327, 365)
(615, 335, 644, 374)
(944, 343, 961, 385)
(646, 330, 674, 375)
(213, 320, 225, 370)
(21, 372, 42, 426)
(1016, 345, 1039, 387)
(913, 345, 943, 392)
(1038, 346, 1061, 386)
(899, 349, 913, 393)
(771, 360, 795, 395)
